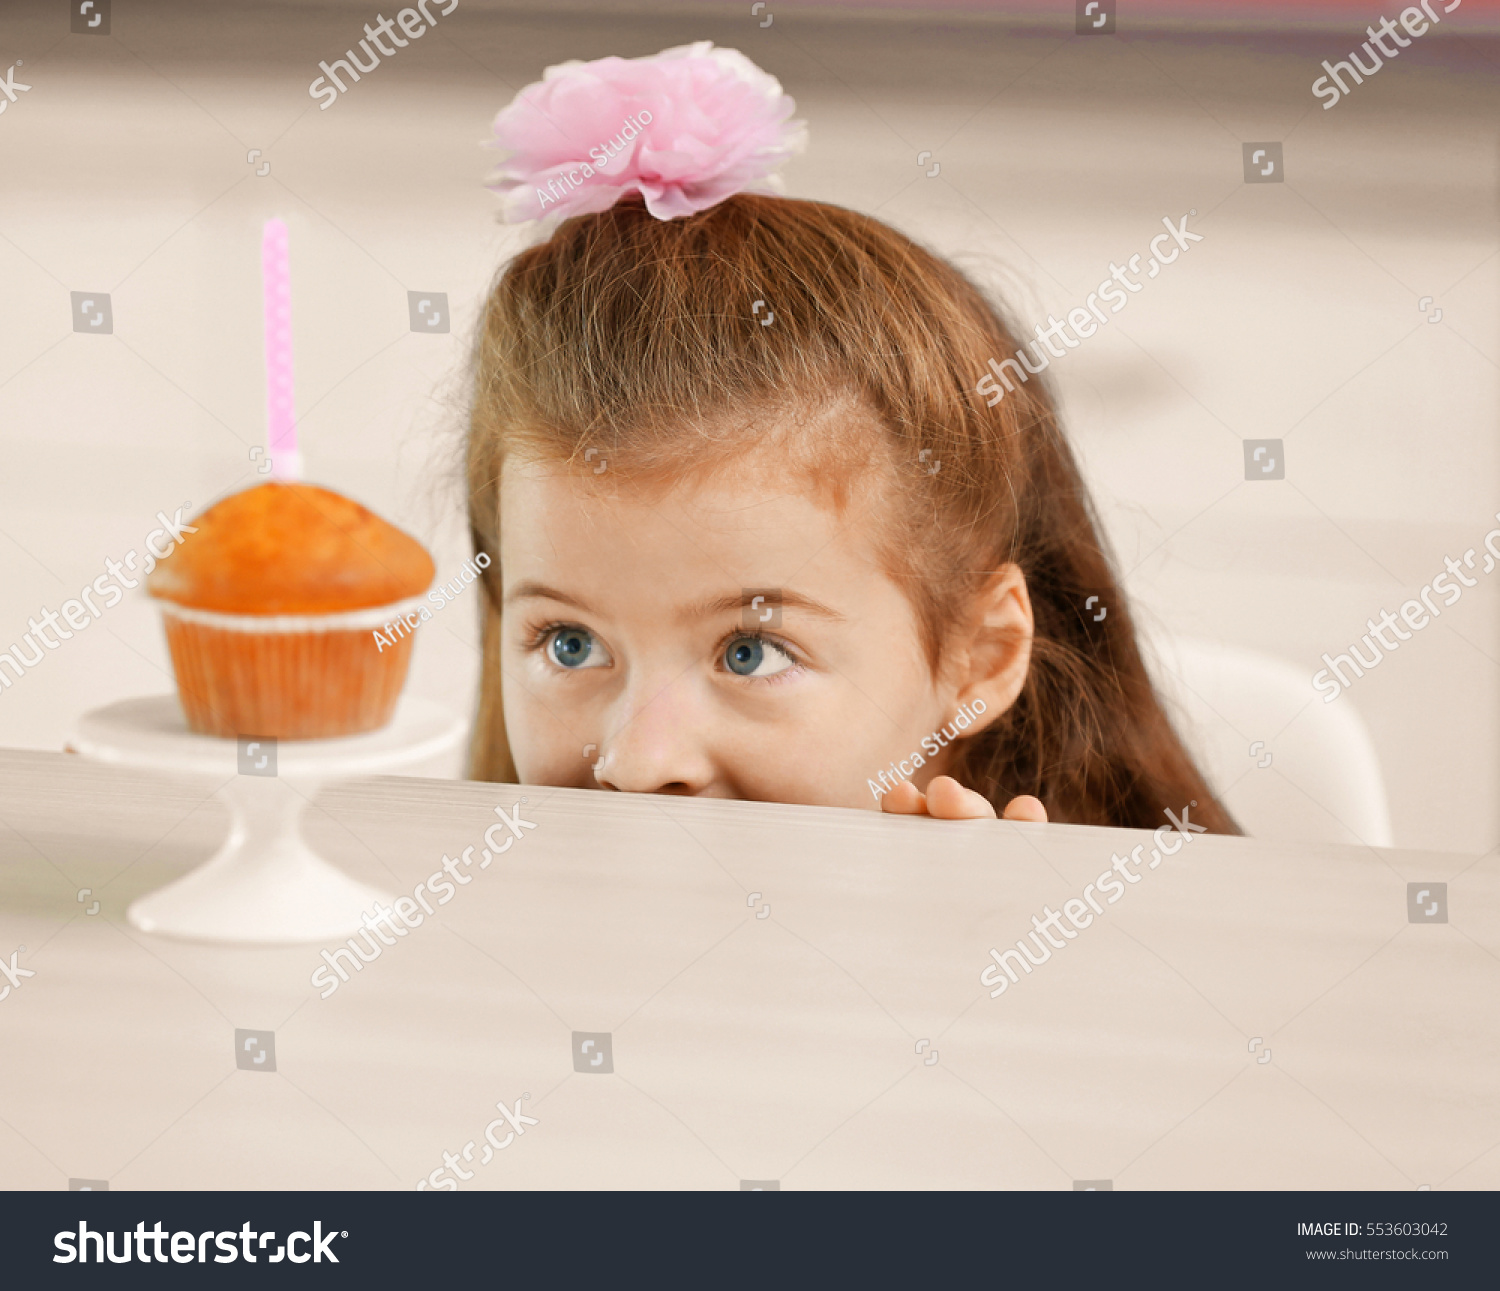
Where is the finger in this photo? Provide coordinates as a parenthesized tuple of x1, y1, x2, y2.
(1001, 794, 1048, 823)
(923, 775, 997, 820)
(881, 780, 928, 815)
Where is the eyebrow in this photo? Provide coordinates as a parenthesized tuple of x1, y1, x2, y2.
(504, 581, 845, 623)
(505, 581, 597, 614)
(693, 591, 846, 623)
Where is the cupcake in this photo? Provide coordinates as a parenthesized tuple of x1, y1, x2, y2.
(147, 483, 435, 740)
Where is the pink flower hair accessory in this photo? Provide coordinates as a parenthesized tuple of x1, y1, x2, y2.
(485, 41, 807, 223)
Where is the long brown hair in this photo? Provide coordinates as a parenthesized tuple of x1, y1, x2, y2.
(466, 193, 1236, 833)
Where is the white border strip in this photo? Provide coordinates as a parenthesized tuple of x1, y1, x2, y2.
(154, 593, 432, 634)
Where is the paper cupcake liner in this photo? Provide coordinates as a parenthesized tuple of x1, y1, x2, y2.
(158, 602, 420, 740)
(155, 594, 431, 634)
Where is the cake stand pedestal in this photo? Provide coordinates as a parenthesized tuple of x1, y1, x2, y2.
(71, 695, 466, 945)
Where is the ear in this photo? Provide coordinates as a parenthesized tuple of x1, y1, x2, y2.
(945, 564, 1033, 732)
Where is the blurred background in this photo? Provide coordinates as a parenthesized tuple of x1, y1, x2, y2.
(0, 0, 1496, 854)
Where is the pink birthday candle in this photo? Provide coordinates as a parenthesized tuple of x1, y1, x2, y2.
(261, 217, 301, 481)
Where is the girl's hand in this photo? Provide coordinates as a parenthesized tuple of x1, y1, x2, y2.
(881, 776, 1048, 822)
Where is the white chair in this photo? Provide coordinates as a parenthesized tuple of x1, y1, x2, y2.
(1143, 635, 1395, 849)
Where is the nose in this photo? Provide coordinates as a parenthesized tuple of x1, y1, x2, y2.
(595, 673, 716, 796)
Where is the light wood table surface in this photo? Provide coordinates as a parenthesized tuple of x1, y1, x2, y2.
(0, 748, 1495, 1191)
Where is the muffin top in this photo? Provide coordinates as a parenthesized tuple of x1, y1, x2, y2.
(147, 483, 435, 614)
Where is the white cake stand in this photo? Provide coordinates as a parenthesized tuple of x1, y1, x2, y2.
(71, 695, 466, 945)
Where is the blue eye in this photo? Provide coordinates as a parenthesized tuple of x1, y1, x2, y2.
(723, 635, 795, 678)
(550, 627, 596, 668)
(726, 638, 762, 675)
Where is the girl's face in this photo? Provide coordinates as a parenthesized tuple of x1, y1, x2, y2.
(496, 455, 1024, 809)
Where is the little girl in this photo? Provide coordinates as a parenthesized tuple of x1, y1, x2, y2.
(463, 43, 1235, 834)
